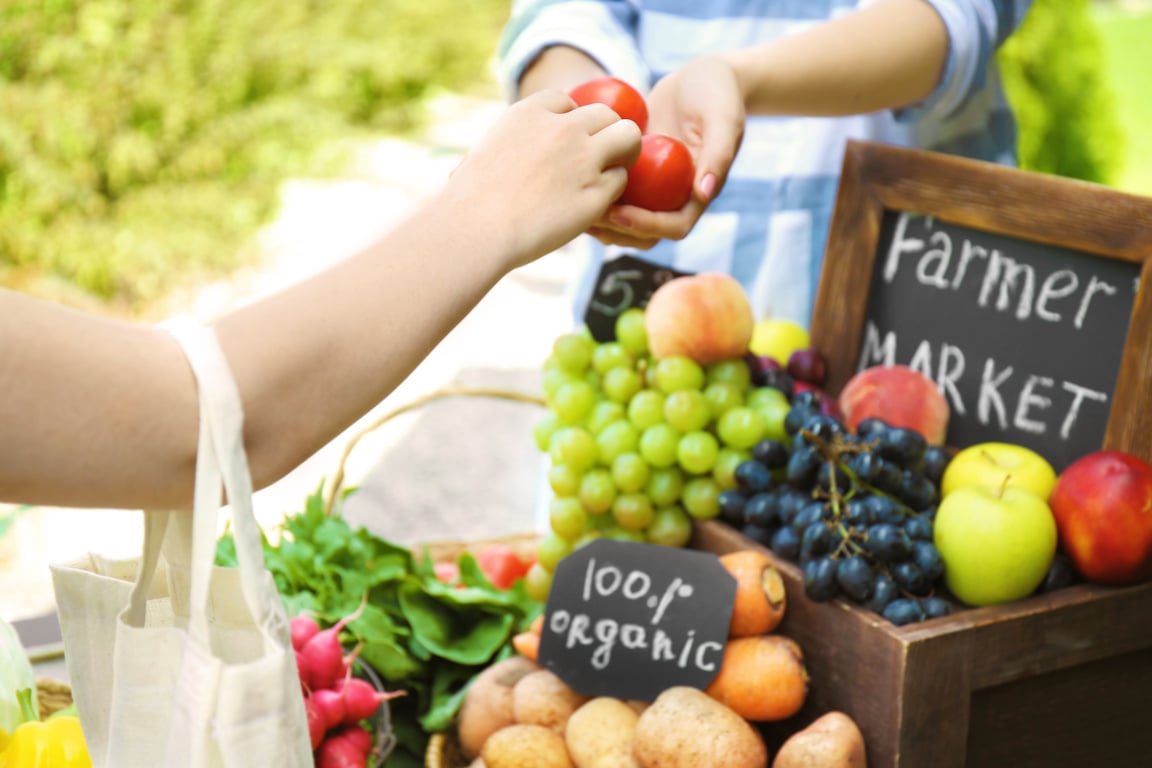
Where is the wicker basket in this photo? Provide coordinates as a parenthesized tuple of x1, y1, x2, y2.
(417, 532, 539, 568)
(323, 385, 545, 518)
(320, 386, 545, 767)
(424, 730, 469, 768)
(35, 677, 74, 718)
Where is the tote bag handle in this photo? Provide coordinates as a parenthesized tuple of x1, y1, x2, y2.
(123, 320, 281, 644)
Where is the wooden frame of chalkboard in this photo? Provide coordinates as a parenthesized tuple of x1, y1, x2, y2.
(810, 140, 1152, 468)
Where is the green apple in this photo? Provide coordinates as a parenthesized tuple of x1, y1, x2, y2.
(749, 318, 809, 365)
(934, 483, 1057, 606)
(940, 442, 1057, 500)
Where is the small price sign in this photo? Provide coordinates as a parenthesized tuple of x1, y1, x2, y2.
(538, 539, 736, 702)
(583, 254, 692, 342)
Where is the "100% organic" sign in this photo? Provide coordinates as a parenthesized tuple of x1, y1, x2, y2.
(538, 539, 736, 701)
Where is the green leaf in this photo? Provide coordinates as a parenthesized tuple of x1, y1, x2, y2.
(398, 584, 515, 666)
(418, 662, 477, 733)
(214, 530, 238, 567)
(386, 709, 431, 768)
(0, 506, 31, 540)
(211, 479, 544, 756)
(358, 638, 423, 682)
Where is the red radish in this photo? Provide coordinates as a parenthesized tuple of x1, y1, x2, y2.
(296, 650, 311, 692)
(332, 724, 373, 757)
(304, 696, 327, 749)
(335, 676, 405, 723)
(311, 688, 347, 730)
(290, 613, 320, 651)
(316, 733, 367, 768)
(297, 594, 368, 691)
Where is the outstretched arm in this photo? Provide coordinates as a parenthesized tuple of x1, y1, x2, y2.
(592, 0, 951, 248)
(718, 0, 949, 118)
(0, 90, 640, 510)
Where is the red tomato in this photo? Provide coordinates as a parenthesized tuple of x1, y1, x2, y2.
(618, 133, 695, 212)
(568, 76, 649, 132)
(476, 544, 532, 590)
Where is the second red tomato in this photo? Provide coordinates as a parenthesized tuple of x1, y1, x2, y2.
(569, 76, 649, 132)
(475, 544, 534, 590)
(618, 133, 695, 212)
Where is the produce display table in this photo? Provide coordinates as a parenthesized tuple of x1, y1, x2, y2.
(692, 520, 1152, 768)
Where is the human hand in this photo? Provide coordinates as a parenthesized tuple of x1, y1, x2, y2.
(440, 89, 641, 269)
(586, 55, 746, 250)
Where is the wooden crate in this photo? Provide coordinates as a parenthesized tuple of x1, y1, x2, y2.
(692, 520, 1152, 768)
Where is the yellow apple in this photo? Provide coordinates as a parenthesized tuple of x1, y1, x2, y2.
(940, 442, 1057, 500)
(749, 318, 809, 365)
(934, 482, 1057, 606)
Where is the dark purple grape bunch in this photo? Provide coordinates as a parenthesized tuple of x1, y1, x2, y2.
(718, 402, 956, 626)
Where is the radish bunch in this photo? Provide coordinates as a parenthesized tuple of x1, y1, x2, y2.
(292, 604, 405, 768)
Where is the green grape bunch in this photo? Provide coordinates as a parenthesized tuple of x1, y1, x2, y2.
(528, 308, 798, 600)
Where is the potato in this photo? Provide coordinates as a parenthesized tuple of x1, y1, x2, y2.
(565, 697, 641, 768)
(625, 700, 650, 716)
(457, 656, 541, 759)
(511, 669, 590, 733)
(632, 686, 768, 768)
(772, 711, 867, 768)
(482, 723, 574, 768)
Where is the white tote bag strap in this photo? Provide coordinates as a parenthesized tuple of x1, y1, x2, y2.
(122, 509, 173, 626)
(163, 319, 275, 642)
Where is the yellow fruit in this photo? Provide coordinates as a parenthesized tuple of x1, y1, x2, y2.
(749, 319, 809, 364)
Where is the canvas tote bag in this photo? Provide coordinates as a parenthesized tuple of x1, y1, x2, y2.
(50, 320, 312, 767)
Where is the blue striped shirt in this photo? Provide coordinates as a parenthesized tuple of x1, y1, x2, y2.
(498, 0, 1031, 328)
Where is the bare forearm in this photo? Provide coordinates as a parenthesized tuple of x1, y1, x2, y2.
(518, 45, 607, 98)
(724, 0, 949, 117)
(0, 89, 639, 510)
(0, 294, 199, 508)
(0, 205, 510, 510)
(215, 202, 508, 493)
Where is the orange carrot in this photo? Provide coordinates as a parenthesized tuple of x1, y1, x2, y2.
(719, 550, 787, 637)
(528, 613, 544, 636)
(512, 631, 540, 662)
(704, 635, 808, 721)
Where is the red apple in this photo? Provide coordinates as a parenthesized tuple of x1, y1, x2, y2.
(644, 272, 754, 365)
(838, 364, 949, 445)
(1048, 450, 1152, 585)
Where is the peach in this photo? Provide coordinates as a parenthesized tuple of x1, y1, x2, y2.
(838, 364, 949, 445)
(644, 272, 754, 365)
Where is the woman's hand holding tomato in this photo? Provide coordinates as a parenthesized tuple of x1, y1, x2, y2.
(567, 61, 745, 250)
(617, 134, 696, 212)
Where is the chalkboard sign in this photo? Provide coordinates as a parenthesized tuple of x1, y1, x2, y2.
(538, 538, 736, 702)
(583, 253, 692, 342)
(811, 141, 1152, 471)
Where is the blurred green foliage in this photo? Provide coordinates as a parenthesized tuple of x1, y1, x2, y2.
(0, 0, 511, 313)
(999, 0, 1124, 185)
(1091, 2, 1152, 196)
(2, 0, 1134, 314)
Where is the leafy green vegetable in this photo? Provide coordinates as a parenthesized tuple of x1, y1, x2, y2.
(2, 615, 39, 734)
(215, 484, 541, 766)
